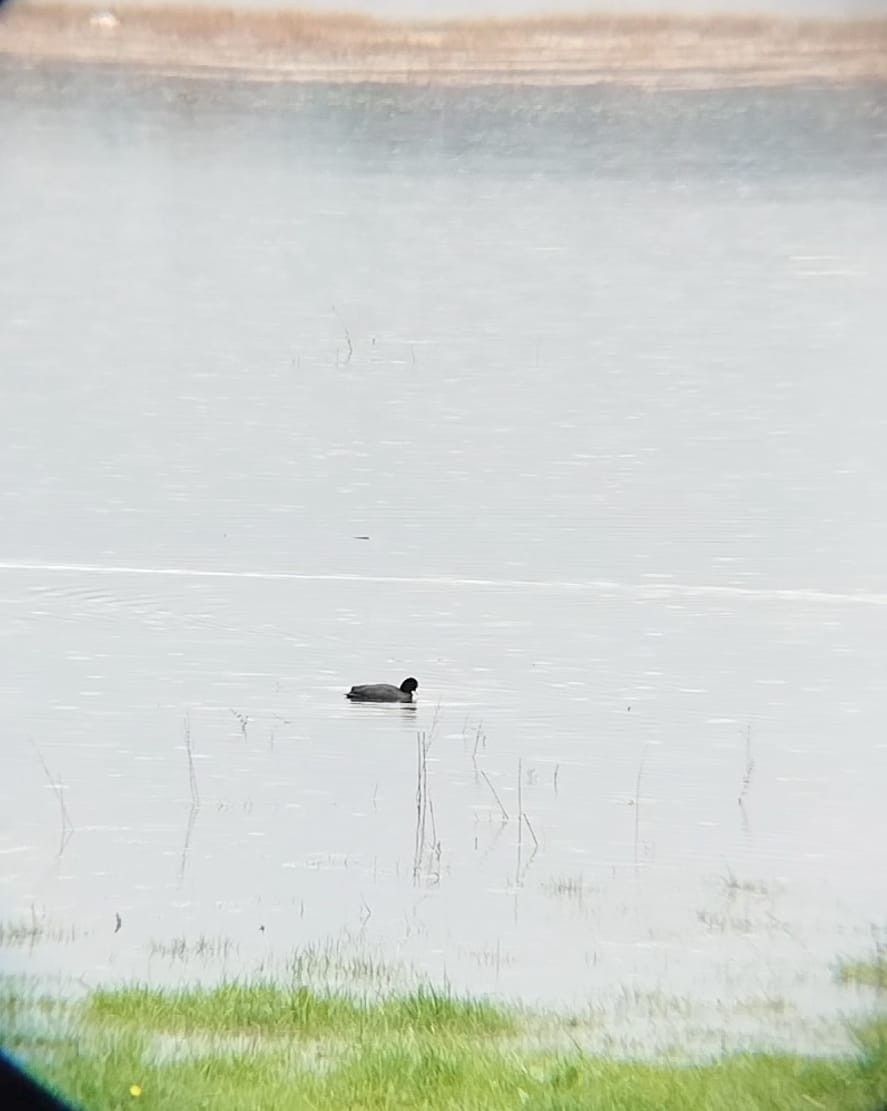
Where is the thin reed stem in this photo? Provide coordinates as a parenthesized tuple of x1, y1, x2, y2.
(28, 736, 74, 855)
(480, 770, 509, 821)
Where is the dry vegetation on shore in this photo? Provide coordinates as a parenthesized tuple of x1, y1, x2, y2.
(2, 3, 887, 87)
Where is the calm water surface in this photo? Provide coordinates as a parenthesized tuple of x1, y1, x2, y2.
(2, 62, 887, 1053)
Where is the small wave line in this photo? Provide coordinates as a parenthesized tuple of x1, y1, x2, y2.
(0, 559, 885, 607)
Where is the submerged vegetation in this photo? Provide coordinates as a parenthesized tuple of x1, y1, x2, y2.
(838, 931, 887, 992)
(840, 951, 887, 995)
(840, 959, 887, 992)
(2, 977, 887, 1111)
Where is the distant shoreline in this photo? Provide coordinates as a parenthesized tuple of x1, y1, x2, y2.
(3, 5, 887, 88)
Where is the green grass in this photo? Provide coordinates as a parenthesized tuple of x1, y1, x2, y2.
(836, 931, 887, 992)
(2, 979, 887, 1111)
(838, 957, 887, 991)
(87, 982, 512, 1039)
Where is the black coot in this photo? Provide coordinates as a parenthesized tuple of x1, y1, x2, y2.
(345, 677, 418, 703)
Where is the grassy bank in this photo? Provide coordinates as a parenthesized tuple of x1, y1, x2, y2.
(3, 977, 887, 1111)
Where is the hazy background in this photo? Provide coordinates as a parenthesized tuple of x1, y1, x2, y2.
(19, 0, 887, 17)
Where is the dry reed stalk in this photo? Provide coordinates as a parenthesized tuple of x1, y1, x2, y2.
(480, 769, 509, 821)
(228, 708, 249, 742)
(472, 723, 485, 761)
(28, 736, 75, 855)
(178, 715, 201, 883)
(523, 813, 539, 851)
(412, 730, 429, 880)
(183, 714, 200, 806)
(332, 305, 353, 366)
(738, 724, 755, 807)
(633, 746, 647, 868)
(516, 758, 523, 876)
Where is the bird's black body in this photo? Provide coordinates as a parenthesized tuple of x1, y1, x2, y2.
(345, 677, 418, 703)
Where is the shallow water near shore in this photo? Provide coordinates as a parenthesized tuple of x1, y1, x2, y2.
(2, 61, 887, 1055)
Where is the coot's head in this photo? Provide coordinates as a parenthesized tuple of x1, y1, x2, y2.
(400, 677, 419, 695)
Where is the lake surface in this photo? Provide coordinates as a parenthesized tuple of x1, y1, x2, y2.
(2, 61, 887, 1054)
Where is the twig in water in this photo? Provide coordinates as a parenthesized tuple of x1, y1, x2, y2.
(179, 715, 201, 885)
(553, 763, 560, 794)
(738, 724, 755, 806)
(332, 304, 353, 365)
(178, 802, 199, 886)
(412, 731, 430, 880)
(28, 736, 74, 855)
(229, 708, 249, 742)
(523, 813, 539, 851)
(472, 722, 486, 760)
(419, 731, 428, 847)
(516, 758, 524, 881)
(114, 913, 122, 934)
(480, 770, 509, 821)
(428, 793, 438, 848)
(633, 745, 648, 867)
(427, 798, 442, 885)
(427, 700, 442, 752)
(477, 816, 508, 864)
(184, 715, 200, 807)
